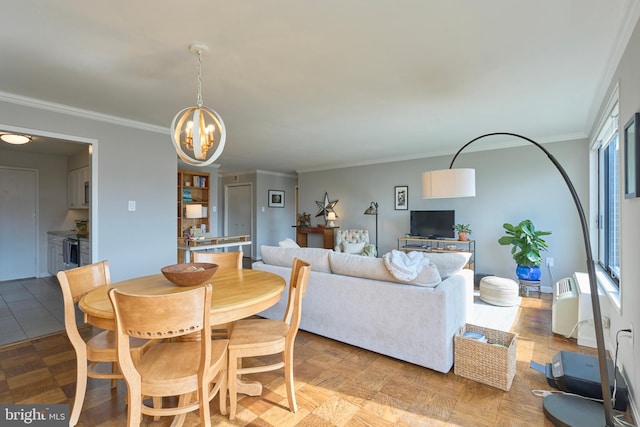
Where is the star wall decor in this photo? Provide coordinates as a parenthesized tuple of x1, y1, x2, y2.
(315, 192, 339, 221)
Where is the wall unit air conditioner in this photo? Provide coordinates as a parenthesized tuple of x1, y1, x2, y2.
(552, 276, 578, 338)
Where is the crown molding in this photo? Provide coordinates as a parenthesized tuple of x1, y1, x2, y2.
(0, 91, 169, 135)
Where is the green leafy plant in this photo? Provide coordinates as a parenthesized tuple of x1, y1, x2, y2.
(453, 224, 472, 233)
(498, 219, 551, 267)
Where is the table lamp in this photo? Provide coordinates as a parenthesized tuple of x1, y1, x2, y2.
(326, 212, 336, 227)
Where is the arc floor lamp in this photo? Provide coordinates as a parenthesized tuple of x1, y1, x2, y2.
(422, 132, 613, 427)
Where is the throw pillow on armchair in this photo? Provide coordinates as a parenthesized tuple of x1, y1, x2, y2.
(334, 229, 376, 256)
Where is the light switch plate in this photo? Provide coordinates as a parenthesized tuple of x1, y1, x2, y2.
(128, 201, 136, 211)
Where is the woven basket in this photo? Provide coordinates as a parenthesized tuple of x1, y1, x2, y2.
(454, 323, 516, 391)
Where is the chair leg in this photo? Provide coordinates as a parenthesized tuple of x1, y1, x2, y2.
(69, 355, 88, 426)
(219, 360, 228, 416)
(198, 376, 211, 427)
(125, 381, 142, 427)
(283, 345, 297, 413)
(111, 362, 118, 388)
(171, 393, 191, 427)
(152, 397, 162, 421)
(228, 349, 238, 420)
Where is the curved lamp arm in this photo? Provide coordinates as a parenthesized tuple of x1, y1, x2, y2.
(426, 132, 612, 425)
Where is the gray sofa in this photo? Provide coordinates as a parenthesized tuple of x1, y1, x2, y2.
(253, 246, 474, 373)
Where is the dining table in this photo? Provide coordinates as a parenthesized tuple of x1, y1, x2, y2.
(78, 267, 286, 397)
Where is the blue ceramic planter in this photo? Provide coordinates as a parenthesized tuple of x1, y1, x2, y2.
(516, 265, 541, 281)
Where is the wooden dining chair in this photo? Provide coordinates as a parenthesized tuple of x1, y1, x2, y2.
(192, 251, 243, 268)
(192, 250, 243, 338)
(227, 258, 311, 419)
(108, 283, 228, 427)
(57, 260, 154, 426)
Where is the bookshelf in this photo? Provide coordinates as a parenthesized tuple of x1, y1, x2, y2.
(178, 170, 210, 239)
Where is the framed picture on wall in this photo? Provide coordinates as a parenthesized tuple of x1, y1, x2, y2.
(624, 112, 640, 198)
(394, 185, 408, 210)
(268, 190, 285, 208)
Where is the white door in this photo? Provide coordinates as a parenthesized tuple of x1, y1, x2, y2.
(225, 184, 252, 255)
(0, 167, 37, 280)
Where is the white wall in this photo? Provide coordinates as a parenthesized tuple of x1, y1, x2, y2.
(594, 13, 640, 418)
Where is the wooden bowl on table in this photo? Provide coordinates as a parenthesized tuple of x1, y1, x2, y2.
(161, 263, 218, 287)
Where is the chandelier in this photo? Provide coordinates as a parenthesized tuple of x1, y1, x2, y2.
(171, 44, 226, 167)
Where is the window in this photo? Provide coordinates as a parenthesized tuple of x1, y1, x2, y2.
(596, 101, 620, 285)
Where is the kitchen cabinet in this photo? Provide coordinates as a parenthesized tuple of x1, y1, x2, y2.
(80, 239, 91, 266)
(68, 166, 89, 209)
(47, 235, 65, 275)
(177, 170, 210, 238)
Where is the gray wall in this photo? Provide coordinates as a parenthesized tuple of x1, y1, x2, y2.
(0, 101, 177, 282)
(297, 138, 588, 290)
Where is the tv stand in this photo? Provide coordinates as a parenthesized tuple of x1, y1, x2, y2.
(398, 236, 475, 275)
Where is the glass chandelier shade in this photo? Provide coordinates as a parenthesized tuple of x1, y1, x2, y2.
(170, 44, 226, 167)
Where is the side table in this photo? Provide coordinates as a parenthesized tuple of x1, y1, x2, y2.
(519, 279, 541, 298)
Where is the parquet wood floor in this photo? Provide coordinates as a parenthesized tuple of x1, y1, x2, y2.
(0, 294, 613, 426)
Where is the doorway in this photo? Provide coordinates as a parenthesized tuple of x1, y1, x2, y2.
(224, 183, 253, 257)
(0, 167, 38, 280)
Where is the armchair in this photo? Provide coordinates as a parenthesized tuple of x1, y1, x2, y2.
(334, 229, 377, 256)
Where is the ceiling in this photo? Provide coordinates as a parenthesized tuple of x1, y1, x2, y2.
(1, 1, 639, 173)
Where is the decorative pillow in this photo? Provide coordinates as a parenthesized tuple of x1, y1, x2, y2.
(260, 245, 331, 272)
(425, 252, 472, 279)
(342, 241, 365, 254)
(278, 238, 300, 248)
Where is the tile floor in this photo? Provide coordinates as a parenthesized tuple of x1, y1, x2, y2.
(0, 276, 78, 347)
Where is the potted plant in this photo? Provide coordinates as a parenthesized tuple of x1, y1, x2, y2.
(453, 224, 472, 241)
(498, 219, 551, 281)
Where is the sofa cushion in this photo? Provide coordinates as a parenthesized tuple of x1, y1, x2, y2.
(260, 245, 331, 273)
(329, 251, 441, 287)
(425, 252, 472, 279)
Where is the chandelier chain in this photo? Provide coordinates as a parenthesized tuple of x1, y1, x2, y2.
(196, 50, 203, 107)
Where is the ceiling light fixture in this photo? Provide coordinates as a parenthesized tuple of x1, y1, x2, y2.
(1, 133, 32, 145)
(170, 44, 226, 167)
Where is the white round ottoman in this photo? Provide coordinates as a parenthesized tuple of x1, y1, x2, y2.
(479, 276, 519, 306)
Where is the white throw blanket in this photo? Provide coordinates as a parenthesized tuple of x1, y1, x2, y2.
(383, 250, 430, 281)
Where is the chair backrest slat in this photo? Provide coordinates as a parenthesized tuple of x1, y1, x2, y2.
(192, 251, 243, 269)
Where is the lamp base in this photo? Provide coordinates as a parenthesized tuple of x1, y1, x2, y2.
(543, 394, 607, 426)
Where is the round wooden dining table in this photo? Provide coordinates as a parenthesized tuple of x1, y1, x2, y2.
(79, 267, 286, 399)
(79, 267, 286, 331)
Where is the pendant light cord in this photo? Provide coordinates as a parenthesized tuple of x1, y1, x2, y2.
(196, 50, 203, 107)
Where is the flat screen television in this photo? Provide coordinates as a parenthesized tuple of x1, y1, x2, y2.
(410, 210, 455, 239)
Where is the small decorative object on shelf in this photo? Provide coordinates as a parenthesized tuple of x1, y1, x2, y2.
(453, 224, 472, 241)
(297, 212, 311, 226)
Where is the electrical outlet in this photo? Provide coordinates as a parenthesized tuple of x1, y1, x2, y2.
(545, 257, 554, 267)
(631, 322, 634, 349)
(602, 317, 610, 329)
